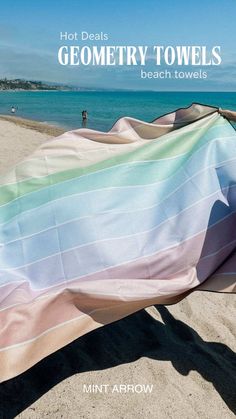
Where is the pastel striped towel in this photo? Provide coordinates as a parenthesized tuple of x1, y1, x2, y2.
(0, 103, 235, 382)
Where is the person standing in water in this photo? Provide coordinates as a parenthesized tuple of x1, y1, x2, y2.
(11, 106, 16, 114)
(82, 110, 88, 127)
(82, 110, 88, 120)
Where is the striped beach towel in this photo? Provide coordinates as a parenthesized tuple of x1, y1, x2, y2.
(0, 103, 235, 382)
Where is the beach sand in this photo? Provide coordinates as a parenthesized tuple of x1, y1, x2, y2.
(0, 115, 65, 175)
(0, 118, 235, 419)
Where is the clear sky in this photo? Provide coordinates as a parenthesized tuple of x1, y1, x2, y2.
(0, 0, 235, 90)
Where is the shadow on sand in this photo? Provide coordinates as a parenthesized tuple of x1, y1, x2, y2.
(0, 306, 235, 418)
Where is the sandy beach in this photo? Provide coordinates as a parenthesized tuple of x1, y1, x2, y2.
(0, 115, 64, 175)
(0, 117, 235, 419)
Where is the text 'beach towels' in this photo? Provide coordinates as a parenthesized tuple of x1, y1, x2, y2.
(0, 104, 235, 382)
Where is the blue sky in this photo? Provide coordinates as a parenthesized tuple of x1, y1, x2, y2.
(0, 0, 235, 90)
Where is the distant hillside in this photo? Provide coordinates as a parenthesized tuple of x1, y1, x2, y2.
(0, 79, 74, 91)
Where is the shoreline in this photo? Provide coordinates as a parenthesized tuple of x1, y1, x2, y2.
(0, 114, 66, 136)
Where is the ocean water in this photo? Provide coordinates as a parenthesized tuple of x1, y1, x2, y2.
(0, 91, 235, 132)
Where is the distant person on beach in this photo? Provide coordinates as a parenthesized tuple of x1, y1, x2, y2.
(219, 108, 236, 122)
(11, 106, 16, 114)
(82, 110, 88, 121)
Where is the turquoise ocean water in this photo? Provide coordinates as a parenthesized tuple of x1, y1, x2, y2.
(0, 91, 235, 132)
